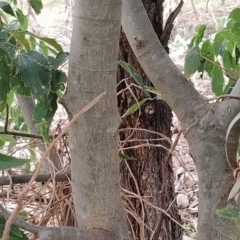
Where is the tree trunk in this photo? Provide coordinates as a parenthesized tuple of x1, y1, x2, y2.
(65, 0, 130, 239)
(118, 1, 182, 239)
(121, 0, 240, 239)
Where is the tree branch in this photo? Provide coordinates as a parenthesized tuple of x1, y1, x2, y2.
(0, 172, 71, 185)
(0, 204, 115, 240)
(121, 0, 208, 127)
(0, 131, 42, 139)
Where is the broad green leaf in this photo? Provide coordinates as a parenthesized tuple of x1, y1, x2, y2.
(235, 47, 240, 64)
(227, 19, 236, 29)
(51, 70, 67, 93)
(34, 36, 63, 52)
(228, 8, 240, 23)
(0, 48, 11, 109)
(217, 205, 240, 218)
(6, 90, 14, 106)
(184, 46, 202, 78)
(194, 25, 206, 45)
(0, 153, 30, 170)
(223, 50, 238, 80)
(213, 30, 228, 56)
(39, 40, 48, 57)
(29, 35, 36, 49)
(29, 0, 43, 15)
(119, 61, 150, 97)
(0, 134, 15, 147)
(33, 93, 57, 123)
(0, 30, 16, 61)
(121, 98, 149, 118)
(52, 52, 69, 69)
(9, 30, 30, 50)
(225, 36, 234, 54)
(16, 51, 51, 106)
(0, 216, 29, 240)
(119, 153, 136, 160)
(211, 61, 224, 96)
(35, 120, 50, 142)
(201, 40, 214, 76)
(231, 22, 240, 50)
(11, 75, 31, 96)
(0, 1, 15, 17)
(16, 9, 28, 31)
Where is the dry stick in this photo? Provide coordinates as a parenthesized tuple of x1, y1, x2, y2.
(1, 92, 106, 240)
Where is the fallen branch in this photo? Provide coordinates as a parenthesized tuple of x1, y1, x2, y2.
(0, 172, 71, 185)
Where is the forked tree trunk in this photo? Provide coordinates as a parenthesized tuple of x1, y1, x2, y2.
(118, 1, 183, 239)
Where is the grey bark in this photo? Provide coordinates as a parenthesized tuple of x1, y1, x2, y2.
(15, 95, 50, 171)
(122, 0, 240, 239)
(0, 172, 70, 185)
(64, 0, 130, 239)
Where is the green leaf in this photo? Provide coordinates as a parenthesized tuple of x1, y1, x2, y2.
(119, 153, 136, 160)
(194, 25, 206, 45)
(228, 8, 240, 23)
(0, 1, 15, 17)
(201, 40, 214, 76)
(184, 46, 202, 78)
(228, 178, 240, 201)
(33, 93, 57, 123)
(9, 30, 30, 50)
(119, 61, 150, 97)
(0, 216, 29, 240)
(0, 30, 16, 61)
(16, 9, 28, 31)
(121, 98, 148, 118)
(217, 205, 240, 219)
(11, 75, 31, 96)
(52, 52, 69, 69)
(35, 120, 50, 142)
(0, 48, 11, 109)
(223, 50, 238, 80)
(211, 61, 224, 96)
(0, 153, 30, 170)
(16, 51, 51, 106)
(213, 30, 228, 56)
(51, 70, 67, 93)
(0, 134, 15, 147)
(39, 40, 48, 57)
(34, 36, 63, 52)
(29, 0, 43, 15)
(32, 93, 57, 142)
(29, 35, 36, 49)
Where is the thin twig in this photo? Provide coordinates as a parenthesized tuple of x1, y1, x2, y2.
(1, 92, 106, 240)
(207, 94, 240, 102)
(0, 131, 43, 139)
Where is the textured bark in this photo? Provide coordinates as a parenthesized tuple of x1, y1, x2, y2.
(121, 0, 240, 239)
(118, 1, 182, 239)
